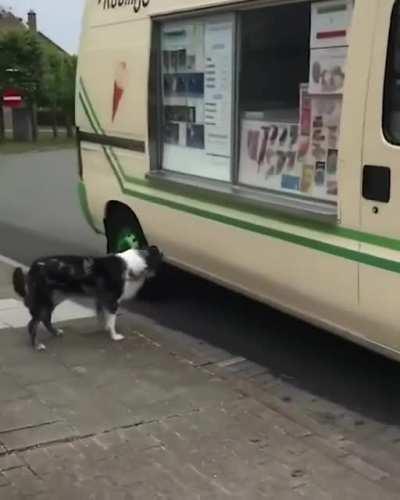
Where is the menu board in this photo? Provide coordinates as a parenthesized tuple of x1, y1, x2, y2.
(204, 20, 233, 158)
(161, 16, 234, 181)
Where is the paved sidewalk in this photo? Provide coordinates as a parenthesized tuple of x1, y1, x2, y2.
(0, 260, 398, 499)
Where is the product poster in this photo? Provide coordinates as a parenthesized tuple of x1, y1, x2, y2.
(327, 180, 338, 196)
(327, 148, 338, 175)
(281, 175, 301, 191)
(299, 83, 311, 136)
(239, 119, 302, 194)
(301, 165, 315, 194)
(298, 89, 342, 199)
(239, 91, 341, 201)
(307, 94, 342, 159)
(309, 47, 347, 95)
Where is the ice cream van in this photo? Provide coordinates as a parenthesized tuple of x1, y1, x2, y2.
(76, 0, 400, 360)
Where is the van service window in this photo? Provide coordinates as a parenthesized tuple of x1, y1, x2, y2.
(160, 15, 235, 182)
(158, 1, 353, 206)
(384, 0, 400, 144)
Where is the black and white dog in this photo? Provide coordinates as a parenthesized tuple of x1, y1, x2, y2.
(12, 246, 162, 351)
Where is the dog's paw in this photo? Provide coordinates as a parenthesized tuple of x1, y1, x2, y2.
(54, 328, 64, 337)
(111, 333, 125, 342)
(36, 343, 46, 352)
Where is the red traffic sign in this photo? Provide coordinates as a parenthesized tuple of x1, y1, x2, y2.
(2, 88, 24, 109)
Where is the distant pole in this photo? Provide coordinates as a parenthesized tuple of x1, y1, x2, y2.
(0, 106, 4, 142)
(27, 12, 39, 142)
(30, 102, 38, 141)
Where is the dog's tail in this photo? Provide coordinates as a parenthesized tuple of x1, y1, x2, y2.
(13, 268, 26, 299)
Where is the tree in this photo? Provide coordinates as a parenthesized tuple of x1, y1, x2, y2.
(40, 51, 64, 138)
(39, 52, 77, 138)
(0, 5, 13, 14)
(0, 29, 45, 141)
(59, 55, 77, 138)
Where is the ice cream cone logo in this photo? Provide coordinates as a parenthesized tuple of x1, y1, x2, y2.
(112, 62, 128, 122)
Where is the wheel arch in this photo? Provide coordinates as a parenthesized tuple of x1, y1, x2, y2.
(104, 200, 148, 253)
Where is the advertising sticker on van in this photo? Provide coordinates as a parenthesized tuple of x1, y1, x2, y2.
(98, 0, 150, 14)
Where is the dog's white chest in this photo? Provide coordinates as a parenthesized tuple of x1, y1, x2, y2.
(120, 278, 144, 302)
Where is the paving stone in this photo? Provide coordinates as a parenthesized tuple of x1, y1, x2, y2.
(0, 485, 23, 500)
(294, 448, 395, 500)
(28, 378, 138, 436)
(0, 260, 399, 499)
(343, 454, 389, 482)
(3, 467, 46, 496)
(21, 448, 52, 476)
(66, 406, 135, 437)
(122, 394, 196, 424)
(3, 356, 74, 386)
(0, 453, 24, 472)
(340, 440, 400, 490)
(0, 399, 55, 433)
(24, 471, 78, 499)
(142, 449, 229, 498)
(0, 372, 31, 402)
(29, 378, 98, 410)
(0, 471, 10, 487)
(1, 421, 77, 452)
(73, 438, 112, 465)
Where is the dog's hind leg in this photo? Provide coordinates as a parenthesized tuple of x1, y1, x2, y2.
(103, 302, 124, 341)
(41, 309, 63, 338)
(28, 318, 46, 352)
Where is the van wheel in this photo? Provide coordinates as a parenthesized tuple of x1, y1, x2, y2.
(104, 201, 148, 254)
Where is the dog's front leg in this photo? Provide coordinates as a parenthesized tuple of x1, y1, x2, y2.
(104, 303, 124, 341)
(96, 301, 105, 329)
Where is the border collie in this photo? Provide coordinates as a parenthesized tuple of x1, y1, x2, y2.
(12, 247, 162, 351)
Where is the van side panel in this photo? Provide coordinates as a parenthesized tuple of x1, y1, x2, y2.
(77, 0, 400, 360)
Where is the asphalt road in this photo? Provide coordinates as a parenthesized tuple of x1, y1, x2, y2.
(0, 149, 103, 259)
(2, 148, 400, 461)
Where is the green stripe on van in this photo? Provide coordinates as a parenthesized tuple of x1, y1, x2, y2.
(80, 79, 104, 134)
(78, 180, 103, 234)
(77, 80, 400, 260)
(99, 136, 400, 274)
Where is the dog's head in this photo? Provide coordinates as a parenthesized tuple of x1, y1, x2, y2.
(141, 245, 163, 278)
